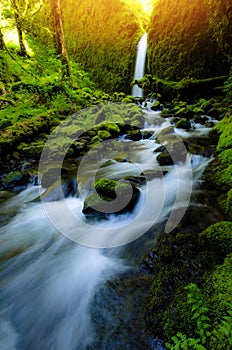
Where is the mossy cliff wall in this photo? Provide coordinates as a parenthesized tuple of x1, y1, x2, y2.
(35, 0, 141, 93)
(147, 0, 232, 80)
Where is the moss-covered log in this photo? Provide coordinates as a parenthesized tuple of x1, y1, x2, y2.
(134, 75, 228, 100)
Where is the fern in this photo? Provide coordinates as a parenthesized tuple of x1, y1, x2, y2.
(166, 283, 232, 349)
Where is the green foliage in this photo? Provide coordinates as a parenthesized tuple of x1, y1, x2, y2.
(166, 283, 232, 350)
(199, 222, 232, 256)
(148, 0, 232, 81)
(215, 114, 232, 152)
(224, 68, 232, 102)
(34, 0, 142, 93)
(0, 34, 113, 161)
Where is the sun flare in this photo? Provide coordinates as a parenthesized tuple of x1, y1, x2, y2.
(137, 0, 154, 14)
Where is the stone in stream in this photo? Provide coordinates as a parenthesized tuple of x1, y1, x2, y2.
(2, 171, 31, 191)
(157, 140, 188, 165)
(40, 178, 77, 202)
(83, 178, 140, 218)
(175, 118, 191, 129)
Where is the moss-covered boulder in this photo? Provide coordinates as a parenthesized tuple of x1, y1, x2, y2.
(2, 171, 30, 191)
(151, 101, 161, 111)
(156, 150, 174, 166)
(41, 167, 69, 188)
(157, 140, 187, 165)
(83, 178, 140, 218)
(40, 178, 77, 202)
(199, 221, 232, 256)
(175, 119, 191, 129)
(126, 128, 142, 141)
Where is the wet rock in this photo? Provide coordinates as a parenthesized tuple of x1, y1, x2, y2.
(83, 178, 140, 218)
(41, 167, 69, 188)
(0, 190, 15, 203)
(142, 130, 154, 139)
(40, 178, 77, 202)
(193, 114, 209, 124)
(157, 140, 187, 165)
(151, 101, 161, 111)
(157, 126, 175, 139)
(126, 128, 142, 141)
(154, 145, 166, 153)
(157, 151, 173, 166)
(175, 118, 191, 129)
(91, 269, 157, 350)
(2, 171, 31, 191)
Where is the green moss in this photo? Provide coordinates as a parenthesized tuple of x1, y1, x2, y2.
(94, 178, 130, 200)
(97, 130, 112, 140)
(3, 171, 22, 185)
(157, 150, 173, 166)
(175, 119, 191, 129)
(199, 222, 232, 256)
(215, 115, 232, 151)
(219, 149, 232, 165)
(148, 0, 232, 81)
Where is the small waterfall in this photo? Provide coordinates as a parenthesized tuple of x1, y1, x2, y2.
(132, 33, 147, 97)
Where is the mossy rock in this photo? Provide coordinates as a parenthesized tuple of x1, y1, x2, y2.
(215, 115, 232, 151)
(40, 178, 76, 202)
(175, 119, 191, 129)
(126, 128, 142, 141)
(83, 178, 140, 218)
(199, 221, 232, 256)
(151, 101, 161, 111)
(157, 126, 175, 143)
(157, 150, 174, 166)
(174, 107, 193, 119)
(2, 171, 30, 191)
(157, 140, 187, 165)
(90, 135, 101, 145)
(193, 114, 209, 124)
(97, 130, 112, 140)
(218, 190, 232, 221)
(95, 122, 122, 137)
(121, 97, 134, 103)
(95, 178, 131, 199)
(41, 167, 69, 188)
(0, 119, 12, 129)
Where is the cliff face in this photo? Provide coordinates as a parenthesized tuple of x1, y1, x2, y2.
(60, 0, 141, 93)
(147, 0, 232, 80)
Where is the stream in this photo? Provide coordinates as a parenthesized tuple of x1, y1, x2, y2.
(0, 100, 218, 350)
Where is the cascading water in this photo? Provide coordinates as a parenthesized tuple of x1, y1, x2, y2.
(132, 33, 148, 97)
(0, 104, 213, 349)
(0, 41, 217, 348)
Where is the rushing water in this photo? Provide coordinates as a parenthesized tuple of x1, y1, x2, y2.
(132, 33, 148, 97)
(0, 102, 214, 350)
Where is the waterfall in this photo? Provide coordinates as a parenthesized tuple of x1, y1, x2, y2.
(132, 33, 148, 97)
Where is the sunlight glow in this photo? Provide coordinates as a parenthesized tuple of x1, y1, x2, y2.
(137, 0, 154, 14)
(3, 28, 34, 56)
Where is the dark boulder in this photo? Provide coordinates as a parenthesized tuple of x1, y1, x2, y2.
(2, 171, 31, 191)
(83, 178, 140, 218)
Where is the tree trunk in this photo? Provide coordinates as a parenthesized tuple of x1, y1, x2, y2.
(50, 0, 71, 79)
(12, 0, 28, 56)
(0, 28, 5, 50)
(0, 29, 8, 94)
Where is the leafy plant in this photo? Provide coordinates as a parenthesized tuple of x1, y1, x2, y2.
(166, 283, 232, 350)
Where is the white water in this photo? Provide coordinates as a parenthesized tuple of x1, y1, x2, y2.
(132, 33, 148, 97)
(0, 104, 213, 349)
